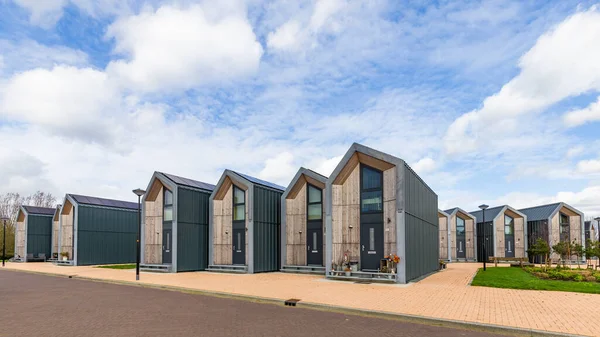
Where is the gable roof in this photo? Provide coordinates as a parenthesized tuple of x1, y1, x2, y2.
(518, 203, 562, 222)
(231, 171, 285, 191)
(159, 172, 215, 191)
(469, 206, 505, 224)
(444, 207, 476, 221)
(282, 167, 328, 199)
(68, 194, 138, 210)
(21, 206, 56, 216)
(438, 209, 449, 218)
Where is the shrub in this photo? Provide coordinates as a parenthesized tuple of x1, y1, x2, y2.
(573, 274, 585, 282)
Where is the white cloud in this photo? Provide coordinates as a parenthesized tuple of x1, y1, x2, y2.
(445, 7, 600, 154)
(106, 4, 263, 92)
(576, 159, 600, 174)
(564, 96, 600, 127)
(0, 39, 88, 74)
(566, 145, 585, 158)
(258, 152, 296, 184)
(0, 65, 122, 146)
(267, 0, 346, 52)
(13, 0, 68, 28)
(412, 157, 436, 174)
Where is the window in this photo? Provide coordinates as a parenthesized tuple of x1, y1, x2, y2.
(307, 184, 322, 220)
(163, 189, 173, 222)
(233, 186, 245, 221)
(504, 215, 514, 235)
(361, 165, 383, 213)
(559, 213, 570, 242)
(456, 217, 465, 236)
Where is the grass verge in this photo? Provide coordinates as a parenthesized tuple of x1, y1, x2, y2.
(96, 264, 136, 270)
(471, 267, 600, 294)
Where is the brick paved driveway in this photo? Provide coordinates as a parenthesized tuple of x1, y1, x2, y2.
(0, 270, 505, 337)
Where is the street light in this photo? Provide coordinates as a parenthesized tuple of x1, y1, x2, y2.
(132, 189, 146, 281)
(479, 204, 489, 271)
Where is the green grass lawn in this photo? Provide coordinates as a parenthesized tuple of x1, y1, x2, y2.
(96, 264, 137, 270)
(471, 267, 600, 294)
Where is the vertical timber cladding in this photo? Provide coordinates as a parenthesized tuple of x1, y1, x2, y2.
(27, 215, 52, 257)
(253, 185, 282, 273)
(76, 205, 137, 266)
(176, 187, 210, 272)
(464, 214, 476, 261)
(15, 215, 26, 259)
(52, 210, 60, 257)
(285, 181, 307, 265)
(212, 178, 249, 266)
(331, 159, 396, 268)
(403, 164, 439, 282)
(494, 208, 525, 258)
(60, 202, 74, 259)
(438, 213, 448, 260)
(144, 184, 164, 264)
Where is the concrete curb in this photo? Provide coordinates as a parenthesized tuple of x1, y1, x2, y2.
(1, 268, 586, 337)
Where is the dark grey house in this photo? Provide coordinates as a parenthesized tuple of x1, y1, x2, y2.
(208, 170, 284, 274)
(325, 143, 439, 283)
(140, 172, 215, 273)
(280, 167, 328, 274)
(57, 194, 138, 266)
(14, 206, 55, 262)
(519, 202, 584, 263)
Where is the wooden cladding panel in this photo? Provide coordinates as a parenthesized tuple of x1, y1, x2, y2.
(52, 220, 59, 255)
(144, 184, 163, 264)
(514, 217, 525, 258)
(332, 165, 360, 264)
(213, 184, 233, 265)
(465, 218, 475, 260)
(285, 182, 306, 265)
(438, 216, 448, 260)
(60, 207, 74, 259)
(15, 221, 25, 258)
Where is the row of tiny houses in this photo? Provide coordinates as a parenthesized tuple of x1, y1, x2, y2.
(437, 202, 587, 263)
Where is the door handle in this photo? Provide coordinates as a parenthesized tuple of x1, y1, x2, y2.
(362, 245, 364, 251)
(307, 245, 310, 251)
(233, 245, 235, 251)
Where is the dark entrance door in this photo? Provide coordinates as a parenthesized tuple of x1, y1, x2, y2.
(456, 217, 466, 259)
(232, 225, 245, 265)
(476, 222, 493, 262)
(306, 183, 323, 266)
(162, 229, 172, 264)
(504, 214, 515, 258)
(360, 165, 384, 271)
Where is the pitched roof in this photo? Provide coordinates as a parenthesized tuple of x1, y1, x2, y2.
(22, 206, 56, 216)
(444, 207, 458, 215)
(69, 194, 138, 210)
(232, 171, 286, 191)
(469, 205, 505, 224)
(160, 172, 215, 191)
(518, 203, 562, 222)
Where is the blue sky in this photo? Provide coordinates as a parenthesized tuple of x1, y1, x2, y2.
(0, 0, 599, 216)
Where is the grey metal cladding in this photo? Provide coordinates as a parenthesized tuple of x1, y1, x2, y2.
(518, 203, 562, 222)
(26, 214, 52, 257)
(403, 165, 439, 282)
(22, 206, 56, 216)
(470, 206, 505, 224)
(253, 185, 282, 273)
(176, 187, 210, 272)
(232, 171, 286, 191)
(69, 194, 139, 210)
(76, 205, 137, 266)
(161, 172, 216, 191)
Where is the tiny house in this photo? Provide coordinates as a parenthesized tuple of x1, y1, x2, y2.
(325, 143, 439, 283)
(470, 205, 527, 262)
(51, 205, 61, 260)
(14, 206, 55, 262)
(141, 172, 214, 273)
(208, 170, 284, 274)
(519, 202, 584, 263)
(280, 167, 328, 274)
(57, 194, 138, 266)
(443, 208, 477, 262)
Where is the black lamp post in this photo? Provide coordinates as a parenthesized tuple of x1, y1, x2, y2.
(1, 217, 9, 267)
(479, 204, 489, 271)
(132, 189, 146, 281)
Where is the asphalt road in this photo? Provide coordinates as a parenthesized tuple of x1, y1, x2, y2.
(0, 270, 507, 337)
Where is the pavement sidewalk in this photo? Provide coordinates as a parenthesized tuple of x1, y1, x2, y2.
(4, 262, 599, 336)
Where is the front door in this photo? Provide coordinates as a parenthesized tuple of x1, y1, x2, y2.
(504, 214, 515, 258)
(360, 165, 384, 271)
(307, 228, 322, 265)
(232, 227, 245, 265)
(456, 217, 466, 259)
(162, 229, 172, 264)
(306, 183, 323, 266)
(476, 222, 493, 262)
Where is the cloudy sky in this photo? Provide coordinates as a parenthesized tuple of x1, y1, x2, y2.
(0, 0, 599, 216)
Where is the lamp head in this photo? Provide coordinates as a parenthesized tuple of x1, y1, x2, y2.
(478, 204, 489, 210)
(132, 189, 146, 197)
